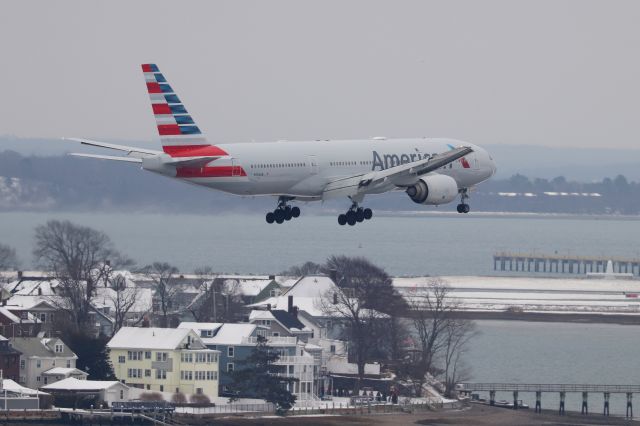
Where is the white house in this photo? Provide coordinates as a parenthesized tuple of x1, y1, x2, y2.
(41, 377, 130, 406)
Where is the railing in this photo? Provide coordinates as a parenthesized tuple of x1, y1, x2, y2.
(241, 336, 297, 345)
(274, 356, 315, 365)
(279, 371, 314, 382)
(458, 383, 640, 393)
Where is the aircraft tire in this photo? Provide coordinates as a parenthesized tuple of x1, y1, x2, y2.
(463, 204, 470, 213)
(363, 208, 373, 220)
(291, 206, 301, 218)
(338, 214, 347, 226)
(456, 204, 464, 213)
(284, 210, 293, 221)
(266, 212, 275, 224)
(356, 209, 365, 222)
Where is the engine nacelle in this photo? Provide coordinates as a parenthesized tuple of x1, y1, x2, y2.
(406, 175, 459, 205)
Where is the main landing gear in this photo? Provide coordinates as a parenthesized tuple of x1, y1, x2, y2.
(266, 198, 300, 224)
(457, 188, 470, 214)
(338, 203, 373, 226)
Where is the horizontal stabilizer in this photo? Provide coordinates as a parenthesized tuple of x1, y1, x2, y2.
(63, 137, 161, 157)
(69, 153, 143, 163)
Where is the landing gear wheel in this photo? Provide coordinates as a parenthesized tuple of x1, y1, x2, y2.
(463, 204, 470, 213)
(456, 204, 464, 213)
(266, 212, 275, 224)
(355, 208, 365, 223)
(363, 208, 373, 220)
(274, 209, 285, 223)
(346, 210, 357, 226)
(291, 206, 301, 218)
(284, 209, 293, 221)
(338, 214, 347, 226)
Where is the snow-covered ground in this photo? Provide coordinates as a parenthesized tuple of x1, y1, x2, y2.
(395, 276, 640, 314)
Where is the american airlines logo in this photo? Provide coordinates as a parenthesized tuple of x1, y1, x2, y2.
(372, 150, 433, 171)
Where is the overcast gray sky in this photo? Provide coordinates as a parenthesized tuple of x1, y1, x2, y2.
(1, 1, 638, 149)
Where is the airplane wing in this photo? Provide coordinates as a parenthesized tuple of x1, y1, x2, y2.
(322, 146, 473, 200)
(63, 137, 162, 158)
(69, 153, 143, 163)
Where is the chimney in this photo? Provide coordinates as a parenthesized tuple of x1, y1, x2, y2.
(266, 304, 271, 311)
(287, 295, 293, 313)
(333, 292, 338, 305)
(105, 260, 111, 267)
(269, 275, 275, 280)
(292, 306, 298, 318)
(17, 271, 23, 281)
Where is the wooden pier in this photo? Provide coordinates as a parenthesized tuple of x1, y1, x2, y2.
(493, 252, 640, 276)
(458, 383, 639, 418)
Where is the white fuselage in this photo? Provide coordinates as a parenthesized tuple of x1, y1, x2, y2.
(150, 137, 496, 201)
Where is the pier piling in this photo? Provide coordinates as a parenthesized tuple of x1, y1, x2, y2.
(559, 392, 565, 415)
(581, 392, 588, 415)
(603, 392, 610, 416)
(535, 391, 542, 413)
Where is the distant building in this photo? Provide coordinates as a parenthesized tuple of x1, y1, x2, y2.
(0, 335, 21, 382)
(107, 327, 220, 398)
(11, 336, 78, 389)
(41, 377, 130, 408)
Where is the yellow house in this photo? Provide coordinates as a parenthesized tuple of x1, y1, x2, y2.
(107, 327, 220, 399)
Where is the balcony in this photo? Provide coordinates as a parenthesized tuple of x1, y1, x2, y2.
(241, 336, 297, 346)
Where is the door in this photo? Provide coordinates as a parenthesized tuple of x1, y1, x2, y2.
(307, 155, 319, 174)
(231, 158, 242, 177)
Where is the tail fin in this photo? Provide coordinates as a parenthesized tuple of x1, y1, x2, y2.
(142, 64, 227, 158)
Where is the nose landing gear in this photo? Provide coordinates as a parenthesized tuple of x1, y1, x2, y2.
(338, 203, 373, 226)
(266, 198, 300, 224)
(457, 188, 470, 213)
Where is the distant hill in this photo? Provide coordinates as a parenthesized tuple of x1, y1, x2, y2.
(1, 148, 639, 215)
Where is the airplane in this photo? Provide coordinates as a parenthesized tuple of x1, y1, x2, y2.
(68, 64, 497, 226)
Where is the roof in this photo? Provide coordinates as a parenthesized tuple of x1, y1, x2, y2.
(207, 324, 259, 345)
(284, 276, 337, 298)
(10, 337, 76, 359)
(252, 309, 307, 332)
(107, 327, 202, 350)
(1, 379, 49, 396)
(0, 307, 22, 323)
(41, 377, 127, 391)
(42, 367, 88, 377)
(248, 296, 327, 317)
(93, 287, 153, 313)
(178, 322, 223, 333)
(223, 278, 273, 297)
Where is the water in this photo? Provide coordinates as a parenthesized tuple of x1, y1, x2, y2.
(1, 211, 639, 274)
(469, 321, 640, 416)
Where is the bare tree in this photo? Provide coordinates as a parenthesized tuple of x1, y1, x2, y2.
(281, 261, 323, 276)
(108, 273, 144, 335)
(442, 318, 476, 397)
(33, 220, 131, 332)
(318, 256, 401, 392)
(140, 262, 179, 327)
(406, 278, 476, 396)
(0, 243, 19, 270)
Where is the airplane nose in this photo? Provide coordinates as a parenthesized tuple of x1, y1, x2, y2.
(489, 156, 497, 176)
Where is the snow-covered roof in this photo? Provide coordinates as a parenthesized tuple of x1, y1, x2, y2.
(41, 377, 126, 391)
(42, 367, 88, 376)
(2, 379, 49, 396)
(107, 327, 201, 350)
(248, 296, 327, 317)
(9, 280, 59, 296)
(206, 324, 259, 345)
(223, 278, 272, 297)
(177, 322, 223, 336)
(93, 287, 153, 313)
(0, 307, 21, 323)
(284, 276, 337, 298)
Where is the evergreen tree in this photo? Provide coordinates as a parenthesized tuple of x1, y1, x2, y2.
(65, 332, 115, 380)
(229, 336, 297, 414)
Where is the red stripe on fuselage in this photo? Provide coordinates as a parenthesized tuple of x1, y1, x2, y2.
(163, 145, 228, 157)
(176, 166, 246, 178)
(152, 103, 172, 115)
(142, 64, 153, 72)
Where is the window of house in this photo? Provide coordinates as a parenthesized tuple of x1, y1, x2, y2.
(160, 385, 164, 392)
(55, 344, 64, 353)
(118, 356, 125, 364)
(156, 352, 167, 362)
(227, 363, 234, 372)
(145, 351, 151, 359)
(145, 369, 151, 377)
(156, 369, 167, 379)
(39, 313, 46, 322)
(67, 360, 71, 368)
(36, 376, 41, 382)
(120, 390, 124, 399)
(36, 360, 41, 368)
(228, 347, 234, 358)
(330, 345, 336, 354)
(272, 332, 279, 337)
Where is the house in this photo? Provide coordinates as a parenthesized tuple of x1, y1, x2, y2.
(107, 327, 220, 398)
(0, 379, 48, 410)
(248, 304, 314, 342)
(41, 367, 88, 383)
(11, 336, 78, 389)
(0, 335, 21, 382)
(41, 377, 129, 408)
(178, 322, 317, 400)
(0, 307, 41, 338)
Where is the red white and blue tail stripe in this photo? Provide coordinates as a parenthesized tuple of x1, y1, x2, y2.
(142, 64, 227, 158)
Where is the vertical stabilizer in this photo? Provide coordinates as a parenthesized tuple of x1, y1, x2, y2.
(141, 64, 227, 158)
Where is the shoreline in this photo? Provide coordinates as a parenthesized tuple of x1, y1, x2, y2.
(449, 310, 640, 325)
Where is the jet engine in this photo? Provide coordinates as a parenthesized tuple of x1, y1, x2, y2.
(406, 174, 459, 205)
